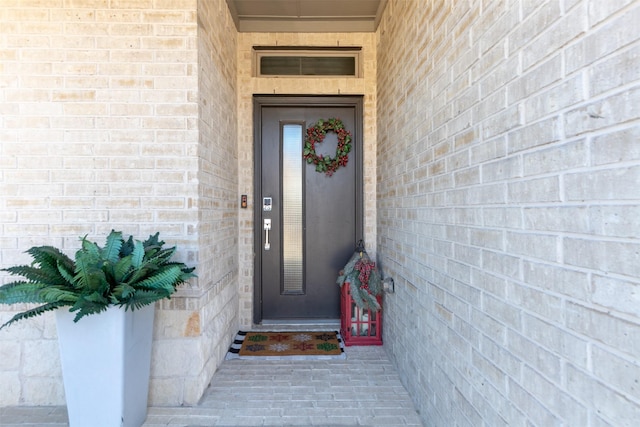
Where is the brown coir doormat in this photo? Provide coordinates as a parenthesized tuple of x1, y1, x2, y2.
(225, 331, 346, 360)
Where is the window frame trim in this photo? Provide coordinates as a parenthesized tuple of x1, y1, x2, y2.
(252, 47, 362, 78)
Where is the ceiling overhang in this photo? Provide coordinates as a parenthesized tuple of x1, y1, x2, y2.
(225, 0, 387, 33)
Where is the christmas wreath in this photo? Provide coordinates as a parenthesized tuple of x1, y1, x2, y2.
(336, 242, 382, 312)
(303, 118, 352, 176)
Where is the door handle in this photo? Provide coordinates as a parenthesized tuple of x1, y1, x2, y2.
(264, 219, 271, 250)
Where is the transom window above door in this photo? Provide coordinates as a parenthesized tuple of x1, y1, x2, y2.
(253, 47, 362, 77)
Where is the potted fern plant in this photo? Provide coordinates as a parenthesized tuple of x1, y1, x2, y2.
(0, 230, 195, 427)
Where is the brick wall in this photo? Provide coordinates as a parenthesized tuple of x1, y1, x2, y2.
(377, 1, 640, 425)
(0, 0, 238, 406)
(188, 0, 239, 406)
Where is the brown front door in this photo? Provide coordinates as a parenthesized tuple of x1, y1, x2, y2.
(254, 96, 363, 322)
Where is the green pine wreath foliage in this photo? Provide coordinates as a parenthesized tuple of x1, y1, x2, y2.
(0, 230, 196, 330)
(337, 249, 382, 312)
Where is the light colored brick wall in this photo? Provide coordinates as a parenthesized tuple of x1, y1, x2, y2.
(377, 1, 640, 426)
(188, 0, 239, 406)
(0, 0, 238, 407)
(236, 32, 377, 328)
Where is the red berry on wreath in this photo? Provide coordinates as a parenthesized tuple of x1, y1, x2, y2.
(303, 118, 352, 177)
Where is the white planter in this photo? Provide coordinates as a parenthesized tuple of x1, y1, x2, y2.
(55, 304, 155, 427)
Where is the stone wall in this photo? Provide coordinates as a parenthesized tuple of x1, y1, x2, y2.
(377, 0, 640, 425)
(0, 0, 238, 407)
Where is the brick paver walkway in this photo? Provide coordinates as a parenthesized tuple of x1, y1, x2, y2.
(0, 346, 422, 426)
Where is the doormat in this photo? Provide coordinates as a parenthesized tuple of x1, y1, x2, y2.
(225, 331, 346, 360)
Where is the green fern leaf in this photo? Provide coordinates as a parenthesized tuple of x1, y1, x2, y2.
(83, 291, 109, 304)
(0, 281, 48, 304)
(25, 253, 60, 281)
(121, 283, 136, 299)
(143, 232, 162, 248)
(131, 240, 144, 269)
(120, 235, 135, 257)
(135, 249, 177, 281)
(25, 246, 73, 284)
(80, 235, 101, 259)
(27, 246, 74, 280)
(70, 292, 109, 322)
(121, 290, 162, 311)
(125, 265, 152, 286)
(3, 265, 62, 285)
(43, 246, 75, 274)
(110, 283, 136, 304)
(178, 266, 196, 282)
(70, 302, 108, 323)
(134, 266, 182, 293)
(39, 288, 79, 304)
(146, 247, 176, 266)
(74, 250, 104, 291)
(102, 230, 123, 263)
(112, 255, 133, 283)
(0, 302, 68, 330)
(56, 260, 76, 286)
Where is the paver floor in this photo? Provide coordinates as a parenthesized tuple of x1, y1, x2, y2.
(0, 346, 422, 426)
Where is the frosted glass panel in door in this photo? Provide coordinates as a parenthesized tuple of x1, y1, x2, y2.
(282, 124, 303, 294)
